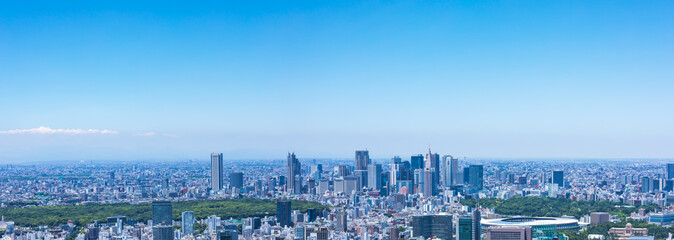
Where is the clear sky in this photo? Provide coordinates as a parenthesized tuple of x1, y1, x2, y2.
(1, 1, 673, 162)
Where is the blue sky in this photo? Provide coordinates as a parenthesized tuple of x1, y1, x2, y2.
(1, 1, 673, 162)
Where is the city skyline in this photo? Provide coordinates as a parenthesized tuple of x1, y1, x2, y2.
(2, 1, 674, 162)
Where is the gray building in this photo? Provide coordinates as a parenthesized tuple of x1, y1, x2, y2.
(553, 171, 564, 188)
(336, 211, 348, 232)
(469, 165, 484, 190)
(287, 152, 302, 194)
(211, 153, 224, 191)
(368, 164, 383, 190)
(152, 225, 173, 240)
(590, 212, 610, 226)
(230, 172, 244, 191)
(277, 200, 292, 227)
(182, 211, 194, 236)
(355, 150, 370, 171)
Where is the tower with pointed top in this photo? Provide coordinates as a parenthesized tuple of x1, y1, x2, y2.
(425, 148, 440, 196)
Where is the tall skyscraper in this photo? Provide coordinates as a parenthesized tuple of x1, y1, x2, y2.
(442, 155, 458, 186)
(642, 176, 651, 193)
(423, 168, 436, 197)
(458, 216, 473, 240)
(412, 214, 453, 240)
(287, 152, 302, 194)
(441, 155, 450, 186)
(425, 149, 440, 186)
(411, 154, 424, 172)
(472, 209, 482, 240)
(211, 153, 223, 191)
(355, 150, 370, 171)
(230, 172, 244, 191)
(336, 211, 348, 232)
(553, 171, 564, 188)
(368, 164, 382, 190)
(181, 211, 194, 236)
(469, 165, 484, 190)
(414, 169, 425, 195)
(390, 156, 402, 189)
(667, 164, 674, 179)
(152, 201, 173, 226)
(277, 201, 292, 227)
(312, 164, 323, 181)
(450, 156, 459, 185)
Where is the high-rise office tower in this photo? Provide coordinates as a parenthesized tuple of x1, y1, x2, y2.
(425, 149, 440, 187)
(423, 168, 436, 197)
(287, 152, 302, 194)
(414, 169, 425, 195)
(152, 201, 173, 226)
(355, 150, 370, 171)
(336, 211, 348, 232)
(458, 216, 473, 240)
(472, 209, 482, 240)
(368, 164, 382, 190)
(337, 165, 350, 177)
(277, 201, 292, 227)
(450, 156, 459, 185)
(441, 155, 450, 186)
(412, 214, 453, 240)
(211, 153, 224, 191)
(312, 164, 323, 181)
(391, 156, 402, 189)
(152, 201, 173, 240)
(230, 172, 244, 191)
(553, 171, 564, 188)
(182, 211, 194, 235)
(642, 177, 651, 193)
(668, 164, 674, 179)
(442, 155, 458, 186)
(469, 165, 484, 190)
(411, 154, 424, 172)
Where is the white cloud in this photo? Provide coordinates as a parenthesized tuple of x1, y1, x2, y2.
(134, 132, 157, 137)
(0, 126, 119, 135)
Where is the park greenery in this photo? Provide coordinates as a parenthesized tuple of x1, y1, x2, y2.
(0, 199, 326, 227)
(561, 219, 674, 240)
(460, 196, 659, 219)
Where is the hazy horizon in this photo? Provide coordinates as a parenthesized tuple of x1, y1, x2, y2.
(2, 1, 673, 162)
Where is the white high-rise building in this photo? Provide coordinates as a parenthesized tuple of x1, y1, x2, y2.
(442, 155, 459, 186)
(211, 153, 223, 191)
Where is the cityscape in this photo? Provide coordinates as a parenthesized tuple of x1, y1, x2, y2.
(2, 152, 674, 239)
(2, 1, 673, 240)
